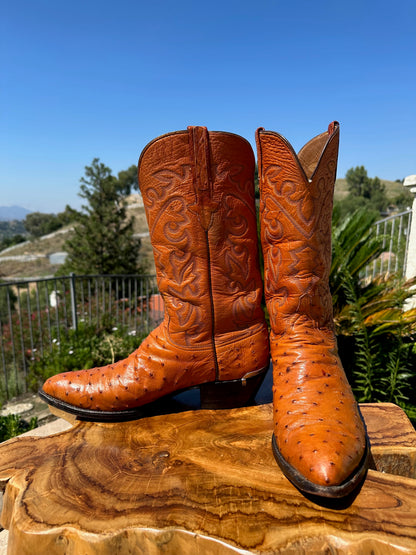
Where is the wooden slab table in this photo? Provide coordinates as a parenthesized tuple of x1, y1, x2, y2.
(0, 402, 415, 554)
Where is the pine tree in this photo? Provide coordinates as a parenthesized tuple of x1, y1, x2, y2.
(62, 159, 141, 275)
(345, 165, 370, 197)
(338, 166, 389, 219)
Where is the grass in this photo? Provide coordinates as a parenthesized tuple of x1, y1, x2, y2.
(334, 178, 405, 203)
(0, 259, 61, 279)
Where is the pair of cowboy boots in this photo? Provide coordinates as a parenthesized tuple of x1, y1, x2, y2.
(40, 123, 369, 499)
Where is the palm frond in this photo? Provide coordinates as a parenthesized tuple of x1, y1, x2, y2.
(331, 208, 416, 412)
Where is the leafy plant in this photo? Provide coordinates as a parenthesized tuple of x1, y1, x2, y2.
(27, 319, 147, 390)
(0, 414, 38, 442)
(331, 208, 416, 416)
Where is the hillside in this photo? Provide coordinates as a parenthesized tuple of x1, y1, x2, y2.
(0, 220, 28, 240)
(334, 178, 404, 202)
(0, 197, 154, 280)
(0, 178, 410, 280)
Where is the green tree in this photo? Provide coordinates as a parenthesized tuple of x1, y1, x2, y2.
(343, 166, 388, 216)
(365, 176, 388, 212)
(56, 204, 78, 227)
(117, 165, 138, 196)
(23, 207, 77, 239)
(393, 189, 413, 211)
(24, 212, 62, 238)
(61, 158, 142, 275)
(345, 166, 371, 197)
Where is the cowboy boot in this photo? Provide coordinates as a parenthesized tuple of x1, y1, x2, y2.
(40, 126, 270, 421)
(256, 122, 369, 498)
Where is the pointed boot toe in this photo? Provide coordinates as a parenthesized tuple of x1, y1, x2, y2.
(42, 368, 116, 415)
(272, 431, 368, 497)
(272, 387, 368, 497)
(40, 351, 153, 418)
(42, 373, 71, 403)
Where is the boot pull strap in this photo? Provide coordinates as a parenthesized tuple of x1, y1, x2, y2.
(328, 121, 339, 136)
(188, 126, 212, 193)
(255, 127, 266, 179)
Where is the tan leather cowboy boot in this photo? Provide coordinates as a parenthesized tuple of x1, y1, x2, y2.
(256, 122, 369, 498)
(40, 126, 270, 421)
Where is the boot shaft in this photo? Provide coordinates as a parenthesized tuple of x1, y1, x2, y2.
(256, 123, 339, 332)
(138, 126, 266, 347)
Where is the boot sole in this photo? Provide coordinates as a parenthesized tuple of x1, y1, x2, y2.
(271, 433, 370, 499)
(38, 367, 268, 423)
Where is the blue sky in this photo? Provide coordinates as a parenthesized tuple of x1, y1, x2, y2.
(1, 0, 415, 213)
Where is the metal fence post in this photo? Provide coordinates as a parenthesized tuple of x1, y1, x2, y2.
(403, 175, 416, 309)
(404, 176, 416, 280)
(69, 273, 78, 330)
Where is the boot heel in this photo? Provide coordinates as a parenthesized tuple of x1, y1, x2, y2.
(200, 368, 267, 410)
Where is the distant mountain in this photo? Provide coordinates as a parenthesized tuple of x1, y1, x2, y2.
(0, 206, 31, 221)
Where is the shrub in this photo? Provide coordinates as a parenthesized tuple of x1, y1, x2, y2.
(0, 414, 38, 442)
(331, 208, 416, 420)
(27, 319, 147, 390)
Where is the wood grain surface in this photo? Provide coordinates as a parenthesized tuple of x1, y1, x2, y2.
(0, 402, 415, 554)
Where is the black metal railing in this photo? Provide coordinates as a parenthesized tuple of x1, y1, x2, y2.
(0, 274, 163, 402)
